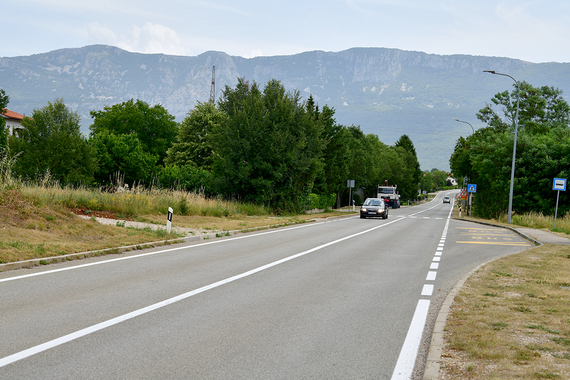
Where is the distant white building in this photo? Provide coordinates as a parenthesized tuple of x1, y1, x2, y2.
(1, 109, 25, 136)
(447, 177, 458, 186)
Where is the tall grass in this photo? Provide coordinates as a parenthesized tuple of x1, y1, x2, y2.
(0, 148, 21, 190)
(497, 211, 570, 234)
(19, 183, 270, 218)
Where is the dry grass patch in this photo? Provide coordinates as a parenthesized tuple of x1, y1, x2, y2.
(0, 189, 179, 264)
(139, 211, 348, 232)
(441, 244, 570, 379)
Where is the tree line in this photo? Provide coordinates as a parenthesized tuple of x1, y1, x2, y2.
(450, 81, 570, 218)
(1, 79, 424, 212)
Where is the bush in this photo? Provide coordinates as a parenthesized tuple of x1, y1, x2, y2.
(307, 193, 336, 210)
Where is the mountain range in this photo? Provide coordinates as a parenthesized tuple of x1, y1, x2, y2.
(2, 45, 570, 171)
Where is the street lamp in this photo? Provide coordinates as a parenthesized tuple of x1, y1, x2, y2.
(454, 119, 474, 134)
(484, 70, 520, 224)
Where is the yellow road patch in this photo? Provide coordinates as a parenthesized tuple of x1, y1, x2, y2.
(455, 227, 531, 246)
(456, 241, 532, 246)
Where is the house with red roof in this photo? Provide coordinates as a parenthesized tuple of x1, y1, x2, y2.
(1, 108, 25, 136)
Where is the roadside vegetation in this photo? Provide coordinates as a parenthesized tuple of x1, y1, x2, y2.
(0, 183, 346, 265)
(440, 243, 570, 379)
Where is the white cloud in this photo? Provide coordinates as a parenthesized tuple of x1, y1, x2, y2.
(88, 22, 189, 56)
(87, 22, 118, 45)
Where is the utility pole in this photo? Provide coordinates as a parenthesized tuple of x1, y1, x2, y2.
(210, 66, 215, 103)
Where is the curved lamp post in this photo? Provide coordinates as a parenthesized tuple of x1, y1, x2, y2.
(454, 119, 474, 134)
(484, 70, 520, 224)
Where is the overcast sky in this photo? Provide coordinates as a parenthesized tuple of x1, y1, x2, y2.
(3, 0, 569, 63)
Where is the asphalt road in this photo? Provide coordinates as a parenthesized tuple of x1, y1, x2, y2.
(0, 193, 533, 379)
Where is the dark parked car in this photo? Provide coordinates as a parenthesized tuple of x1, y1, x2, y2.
(360, 198, 389, 219)
(443, 196, 451, 204)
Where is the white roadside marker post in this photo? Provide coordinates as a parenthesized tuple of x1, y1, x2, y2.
(167, 207, 173, 234)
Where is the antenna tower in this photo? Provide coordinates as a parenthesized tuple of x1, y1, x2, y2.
(209, 66, 215, 103)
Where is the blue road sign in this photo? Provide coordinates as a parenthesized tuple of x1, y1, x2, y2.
(467, 184, 477, 193)
(553, 178, 567, 191)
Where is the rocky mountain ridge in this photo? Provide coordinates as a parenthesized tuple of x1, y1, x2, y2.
(2, 45, 570, 170)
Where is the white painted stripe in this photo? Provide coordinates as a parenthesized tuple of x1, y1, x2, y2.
(435, 252, 442, 256)
(426, 271, 437, 281)
(433, 256, 441, 262)
(421, 284, 434, 296)
(0, 217, 407, 368)
(436, 247, 443, 251)
(391, 300, 431, 379)
(430, 263, 439, 269)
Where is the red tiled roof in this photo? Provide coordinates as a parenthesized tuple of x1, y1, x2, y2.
(2, 108, 25, 120)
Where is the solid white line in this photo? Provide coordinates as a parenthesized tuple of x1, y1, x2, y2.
(391, 299, 431, 379)
(0, 217, 406, 368)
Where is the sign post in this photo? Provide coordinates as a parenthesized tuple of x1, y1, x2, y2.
(467, 184, 477, 217)
(347, 180, 355, 211)
(553, 178, 567, 228)
(167, 207, 173, 234)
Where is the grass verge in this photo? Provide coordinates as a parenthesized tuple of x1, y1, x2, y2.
(0, 188, 349, 265)
(440, 243, 570, 379)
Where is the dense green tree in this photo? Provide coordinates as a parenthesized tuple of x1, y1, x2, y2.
(477, 81, 570, 134)
(213, 78, 325, 211)
(165, 101, 227, 170)
(0, 89, 9, 149)
(89, 99, 178, 164)
(156, 164, 211, 193)
(312, 107, 352, 207)
(450, 82, 570, 218)
(89, 130, 158, 186)
(394, 134, 422, 198)
(11, 98, 95, 185)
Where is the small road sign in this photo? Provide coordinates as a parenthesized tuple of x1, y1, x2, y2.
(467, 184, 477, 193)
(553, 178, 567, 191)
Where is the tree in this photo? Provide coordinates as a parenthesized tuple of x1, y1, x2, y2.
(450, 82, 570, 218)
(11, 98, 95, 185)
(165, 101, 227, 170)
(0, 89, 9, 149)
(89, 131, 158, 186)
(213, 78, 325, 211)
(394, 134, 422, 200)
(89, 99, 178, 165)
(477, 81, 570, 135)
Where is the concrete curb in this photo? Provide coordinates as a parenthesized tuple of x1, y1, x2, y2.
(422, 218, 544, 379)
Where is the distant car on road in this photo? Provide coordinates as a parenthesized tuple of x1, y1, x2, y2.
(443, 196, 451, 204)
(360, 198, 389, 219)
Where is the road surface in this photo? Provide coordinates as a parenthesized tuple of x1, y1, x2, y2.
(0, 192, 533, 379)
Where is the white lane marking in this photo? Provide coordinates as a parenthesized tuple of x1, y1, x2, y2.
(0, 216, 359, 284)
(430, 263, 439, 269)
(435, 252, 442, 256)
(0, 218, 407, 368)
(433, 257, 441, 262)
(408, 201, 445, 217)
(391, 300, 431, 380)
(421, 284, 434, 296)
(426, 271, 437, 281)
